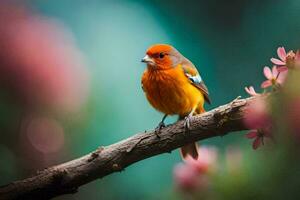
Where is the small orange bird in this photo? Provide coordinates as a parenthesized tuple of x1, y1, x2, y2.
(141, 44, 211, 159)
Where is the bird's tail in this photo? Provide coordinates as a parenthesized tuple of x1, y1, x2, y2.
(180, 142, 199, 160)
(179, 106, 205, 160)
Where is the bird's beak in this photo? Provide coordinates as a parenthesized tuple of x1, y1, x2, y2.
(141, 55, 154, 64)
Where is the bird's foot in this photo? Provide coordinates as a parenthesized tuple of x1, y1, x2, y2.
(154, 122, 165, 138)
(184, 114, 193, 132)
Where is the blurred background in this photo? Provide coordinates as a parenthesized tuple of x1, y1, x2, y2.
(0, 0, 300, 199)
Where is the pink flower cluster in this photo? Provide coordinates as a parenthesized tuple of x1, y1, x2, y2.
(173, 146, 217, 191)
(270, 47, 300, 71)
(243, 47, 295, 150)
(243, 98, 273, 150)
(261, 66, 287, 89)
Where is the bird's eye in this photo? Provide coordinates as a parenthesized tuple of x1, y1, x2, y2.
(159, 52, 165, 59)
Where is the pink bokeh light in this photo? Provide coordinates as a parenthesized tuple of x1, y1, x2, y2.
(0, 2, 89, 113)
(24, 115, 65, 154)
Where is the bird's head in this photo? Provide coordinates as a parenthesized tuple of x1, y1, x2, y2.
(141, 44, 182, 70)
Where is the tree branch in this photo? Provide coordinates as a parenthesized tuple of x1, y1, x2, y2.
(0, 97, 254, 200)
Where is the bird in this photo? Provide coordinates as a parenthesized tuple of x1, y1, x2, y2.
(141, 44, 211, 160)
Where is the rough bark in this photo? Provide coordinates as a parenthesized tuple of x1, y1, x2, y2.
(0, 97, 253, 200)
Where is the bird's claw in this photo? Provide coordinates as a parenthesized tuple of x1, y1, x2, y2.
(184, 115, 192, 132)
(154, 122, 165, 138)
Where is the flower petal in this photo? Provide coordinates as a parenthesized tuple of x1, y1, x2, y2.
(277, 47, 287, 61)
(277, 66, 288, 72)
(271, 58, 285, 65)
(173, 163, 199, 190)
(272, 66, 279, 77)
(252, 137, 261, 150)
(261, 80, 272, 88)
(263, 66, 273, 80)
(277, 71, 288, 84)
(245, 87, 251, 94)
(245, 131, 258, 139)
(245, 86, 257, 96)
(249, 86, 256, 95)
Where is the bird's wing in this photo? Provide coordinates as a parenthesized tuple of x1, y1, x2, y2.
(181, 59, 211, 104)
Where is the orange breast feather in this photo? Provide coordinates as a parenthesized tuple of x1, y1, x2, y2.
(142, 65, 205, 116)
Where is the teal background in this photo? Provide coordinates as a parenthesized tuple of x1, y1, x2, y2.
(1, 0, 300, 199)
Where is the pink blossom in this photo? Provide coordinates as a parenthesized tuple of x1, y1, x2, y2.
(244, 97, 270, 129)
(173, 146, 216, 192)
(245, 128, 272, 150)
(184, 146, 218, 173)
(270, 47, 300, 71)
(173, 163, 199, 191)
(271, 47, 288, 72)
(286, 50, 300, 69)
(245, 86, 259, 96)
(261, 66, 287, 88)
(271, 47, 287, 65)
